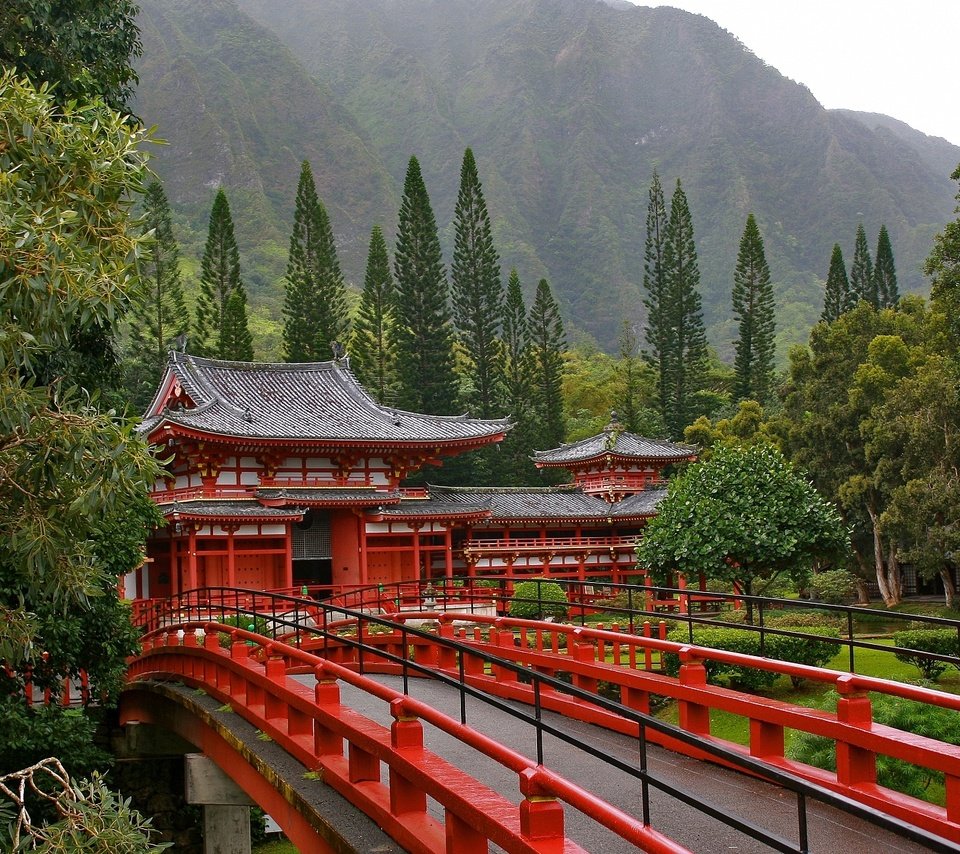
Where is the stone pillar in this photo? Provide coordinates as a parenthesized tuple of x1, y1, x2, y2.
(184, 754, 254, 854)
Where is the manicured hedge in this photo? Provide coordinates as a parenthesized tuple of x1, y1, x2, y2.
(664, 626, 840, 691)
(892, 629, 960, 680)
(509, 579, 569, 620)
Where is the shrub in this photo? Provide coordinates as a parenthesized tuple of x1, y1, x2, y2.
(763, 610, 843, 630)
(216, 614, 271, 647)
(892, 629, 960, 680)
(664, 626, 841, 692)
(788, 691, 960, 802)
(509, 579, 569, 620)
(809, 569, 859, 604)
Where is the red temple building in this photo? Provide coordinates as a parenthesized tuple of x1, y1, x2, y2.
(129, 353, 695, 600)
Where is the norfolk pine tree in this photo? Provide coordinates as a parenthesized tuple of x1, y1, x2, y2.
(663, 179, 707, 437)
(451, 148, 505, 417)
(731, 214, 776, 403)
(528, 278, 566, 452)
(351, 225, 397, 403)
(642, 172, 671, 419)
(850, 223, 876, 306)
(874, 224, 899, 308)
(220, 287, 254, 361)
(498, 270, 537, 483)
(821, 244, 852, 323)
(283, 160, 349, 362)
(195, 189, 252, 359)
(392, 156, 459, 414)
(126, 180, 189, 408)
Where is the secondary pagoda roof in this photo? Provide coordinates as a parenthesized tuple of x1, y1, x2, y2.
(371, 485, 666, 523)
(159, 499, 306, 524)
(140, 352, 511, 447)
(533, 428, 696, 468)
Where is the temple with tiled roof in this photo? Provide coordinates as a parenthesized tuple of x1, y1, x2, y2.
(129, 354, 695, 599)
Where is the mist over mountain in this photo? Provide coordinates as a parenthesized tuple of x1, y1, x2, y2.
(133, 0, 960, 357)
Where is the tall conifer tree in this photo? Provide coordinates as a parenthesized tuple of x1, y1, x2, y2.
(642, 172, 670, 418)
(195, 189, 251, 359)
(731, 214, 776, 403)
(283, 161, 349, 362)
(874, 224, 899, 308)
(220, 287, 254, 361)
(126, 180, 189, 405)
(662, 179, 707, 437)
(850, 223, 876, 306)
(499, 270, 536, 483)
(528, 278, 566, 452)
(392, 156, 459, 414)
(351, 225, 397, 403)
(451, 148, 505, 417)
(821, 243, 852, 323)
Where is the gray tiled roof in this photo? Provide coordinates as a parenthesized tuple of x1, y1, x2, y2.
(140, 353, 510, 444)
(372, 484, 666, 522)
(160, 500, 305, 521)
(255, 488, 401, 505)
(533, 430, 696, 465)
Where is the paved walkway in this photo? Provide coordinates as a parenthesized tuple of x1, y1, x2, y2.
(295, 673, 933, 854)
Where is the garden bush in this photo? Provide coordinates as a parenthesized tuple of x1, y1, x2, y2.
(809, 568, 859, 604)
(216, 614, 271, 647)
(788, 691, 960, 802)
(509, 579, 569, 620)
(664, 626, 841, 691)
(892, 629, 960, 680)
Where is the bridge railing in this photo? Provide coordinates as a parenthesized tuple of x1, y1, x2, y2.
(132, 589, 959, 852)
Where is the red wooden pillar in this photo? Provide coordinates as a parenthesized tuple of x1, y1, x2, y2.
(412, 523, 422, 581)
(187, 525, 199, 591)
(358, 513, 369, 585)
(226, 526, 237, 588)
(444, 525, 453, 581)
(283, 522, 294, 589)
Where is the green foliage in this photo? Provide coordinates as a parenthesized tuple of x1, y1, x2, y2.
(731, 214, 776, 404)
(874, 224, 899, 308)
(683, 399, 779, 461)
(392, 156, 459, 415)
(638, 444, 848, 592)
(809, 568, 859, 604)
(849, 223, 875, 307)
(194, 189, 251, 359)
(892, 629, 960, 680)
(0, 0, 141, 112)
(926, 164, 960, 349)
(528, 279, 566, 451)
(282, 161, 349, 362)
(451, 148, 505, 418)
(642, 172, 671, 419)
(821, 243, 852, 323)
(662, 179, 708, 437)
(351, 225, 397, 403)
(663, 626, 839, 690)
(216, 614, 271, 647)
(788, 691, 960, 802)
(508, 579, 568, 620)
(125, 180, 189, 410)
(219, 287, 254, 362)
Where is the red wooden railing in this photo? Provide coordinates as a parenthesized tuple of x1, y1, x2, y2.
(127, 623, 687, 854)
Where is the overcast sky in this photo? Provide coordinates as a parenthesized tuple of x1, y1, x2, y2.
(633, 1, 960, 147)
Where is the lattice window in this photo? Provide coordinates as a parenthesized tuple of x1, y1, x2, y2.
(292, 511, 331, 559)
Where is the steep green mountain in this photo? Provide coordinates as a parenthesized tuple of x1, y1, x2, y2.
(133, 0, 960, 359)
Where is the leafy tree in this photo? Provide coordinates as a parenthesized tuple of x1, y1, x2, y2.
(392, 156, 459, 414)
(641, 172, 671, 418)
(662, 179, 708, 437)
(683, 399, 778, 461)
(124, 181, 189, 410)
(450, 148, 505, 417)
(926, 164, 960, 349)
(873, 224, 899, 309)
(528, 278, 566, 452)
(637, 444, 848, 605)
(731, 214, 776, 403)
(0, 0, 141, 112)
(282, 160, 349, 362)
(821, 243, 852, 323)
(219, 287, 254, 361)
(194, 189, 251, 359)
(849, 223, 875, 307)
(351, 225, 397, 403)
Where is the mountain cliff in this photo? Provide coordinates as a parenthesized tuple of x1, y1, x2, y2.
(133, 0, 960, 356)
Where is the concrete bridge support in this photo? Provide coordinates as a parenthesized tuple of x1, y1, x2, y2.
(185, 754, 253, 854)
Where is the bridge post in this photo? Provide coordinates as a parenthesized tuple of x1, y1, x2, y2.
(835, 675, 876, 786)
(184, 753, 254, 854)
(389, 698, 428, 816)
(519, 767, 564, 842)
(313, 666, 344, 758)
(677, 647, 710, 736)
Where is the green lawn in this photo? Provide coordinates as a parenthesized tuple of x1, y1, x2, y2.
(253, 839, 297, 853)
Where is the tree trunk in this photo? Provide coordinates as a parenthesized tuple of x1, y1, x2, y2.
(940, 566, 957, 609)
(851, 551, 872, 604)
(866, 503, 898, 606)
(886, 543, 902, 606)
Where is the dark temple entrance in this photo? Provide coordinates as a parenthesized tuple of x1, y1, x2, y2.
(292, 510, 332, 587)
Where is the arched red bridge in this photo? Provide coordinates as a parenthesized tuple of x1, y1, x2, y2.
(122, 587, 960, 853)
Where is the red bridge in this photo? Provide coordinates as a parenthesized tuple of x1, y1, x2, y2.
(121, 584, 960, 853)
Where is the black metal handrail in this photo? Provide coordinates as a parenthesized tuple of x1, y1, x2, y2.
(136, 586, 958, 854)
